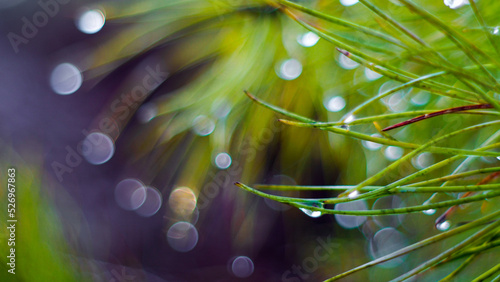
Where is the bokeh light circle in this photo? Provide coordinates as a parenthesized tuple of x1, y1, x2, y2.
(277, 59, 303, 80)
(115, 179, 147, 211)
(192, 115, 216, 136)
(167, 221, 199, 252)
(77, 9, 105, 34)
(369, 228, 408, 268)
(297, 32, 320, 47)
(231, 256, 254, 278)
(338, 53, 359, 69)
(215, 152, 232, 169)
(325, 96, 346, 112)
(384, 146, 404, 161)
(81, 132, 115, 165)
(335, 200, 368, 229)
(50, 63, 82, 95)
(135, 187, 163, 217)
(168, 187, 197, 216)
(340, 0, 359, 6)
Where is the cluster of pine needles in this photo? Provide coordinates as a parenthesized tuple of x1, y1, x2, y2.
(91, 0, 500, 280)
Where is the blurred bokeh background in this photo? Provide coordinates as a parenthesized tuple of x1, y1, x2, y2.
(1, 0, 499, 281)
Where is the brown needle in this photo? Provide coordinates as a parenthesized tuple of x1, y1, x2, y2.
(383, 104, 493, 132)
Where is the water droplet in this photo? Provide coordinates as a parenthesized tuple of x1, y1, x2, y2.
(338, 53, 359, 70)
(192, 115, 215, 136)
(340, 125, 350, 130)
(340, 115, 355, 130)
(77, 9, 105, 34)
(231, 256, 254, 278)
(277, 59, 303, 80)
(81, 132, 115, 165)
(335, 200, 368, 229)
(384, 146, 404, 161)
(340, 0, 359, 6)
(362, 134, 383, 151)
(423, 209, 436, 215)
(299, 208, 322, 218)
(297, 31, 320, 47)
(348, 190, 359, 199)
(444, 0, 468, 9)
(344, 114, 355, 124)
(169, 187, 197, 217)
(492, 26, 500, 35)
(299, 202, 323, 218)
(215, 152, 232, 169)
(167, 221, 199, 252)
(364, 67, 382, 81)
(436, 220, 451, 231)
(325, 96, 346, 112)
(50, 63, 83, 95)
(135, 187, 162, 217)
(115, 179, 147, 211)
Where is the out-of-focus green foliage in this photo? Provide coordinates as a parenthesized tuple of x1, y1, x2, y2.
(0, 159, 80, 281)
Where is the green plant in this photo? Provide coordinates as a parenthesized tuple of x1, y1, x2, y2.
(232, 0, 500, 280)
(0, 156, 81, 281)
(89, 0, 500, 280)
